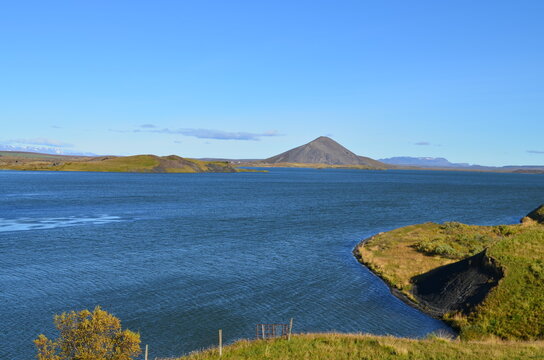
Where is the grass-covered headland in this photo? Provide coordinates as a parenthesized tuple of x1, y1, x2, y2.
(354, 205, 544, 340)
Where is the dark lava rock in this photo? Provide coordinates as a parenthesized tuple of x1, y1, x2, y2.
(412, 251, 503, 317)
(525, 204, 544, 224)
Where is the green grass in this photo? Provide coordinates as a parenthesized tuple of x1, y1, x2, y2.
(176, 333, 544, 360)
(355, 221, 544, 340)
(412, 222, 499, 259)
(354, 222, 500, 293)
(53, 155, 161, 172)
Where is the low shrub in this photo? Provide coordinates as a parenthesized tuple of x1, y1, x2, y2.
(413, 239, 460, 258)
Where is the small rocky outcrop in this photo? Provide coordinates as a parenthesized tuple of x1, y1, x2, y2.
(524, 204, 544, 224)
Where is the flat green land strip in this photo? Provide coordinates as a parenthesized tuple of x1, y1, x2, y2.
(178, 334, 544, 360)
(355, 221, 544, 340)
(248, 162, 384, 170)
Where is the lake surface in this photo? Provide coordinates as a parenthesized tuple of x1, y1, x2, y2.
(1, 168, 543, 359)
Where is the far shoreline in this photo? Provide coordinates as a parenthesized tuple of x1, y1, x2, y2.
(239, 163, 544, 174)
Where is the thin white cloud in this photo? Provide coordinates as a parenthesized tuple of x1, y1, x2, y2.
(527, 150, 544, 154)
(8, 138, 73, 148)
(0, 144, 95, 156)
(111, 126, 283, 140)
(169, 128, 281, 140)
(145, 128, 281, 140)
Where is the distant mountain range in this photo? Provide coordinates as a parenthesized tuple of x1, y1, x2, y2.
(379, 156, 544, 172)
(379, 156, 475, 168)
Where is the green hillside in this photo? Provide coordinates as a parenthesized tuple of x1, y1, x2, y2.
(0, 152, 242, 173)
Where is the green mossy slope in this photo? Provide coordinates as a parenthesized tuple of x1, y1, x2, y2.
(459, 228, 544, 339)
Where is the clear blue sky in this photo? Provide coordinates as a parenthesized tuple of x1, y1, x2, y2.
(1, 1, 543, 166)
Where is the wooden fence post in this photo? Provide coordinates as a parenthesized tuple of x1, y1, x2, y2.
(288, 318, 293, 341)
(219, 329, 222, 357)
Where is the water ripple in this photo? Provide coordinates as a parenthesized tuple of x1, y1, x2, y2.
(0, 215, 123, 232)
(2, 169, 542, 360)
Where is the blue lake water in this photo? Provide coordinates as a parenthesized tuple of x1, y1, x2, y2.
(1, 168, 543, 359)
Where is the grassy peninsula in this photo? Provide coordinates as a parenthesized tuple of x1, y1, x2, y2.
(354, 206, 544, 340)
(177, 333, 544, 360)
(0, 151, 244, 173)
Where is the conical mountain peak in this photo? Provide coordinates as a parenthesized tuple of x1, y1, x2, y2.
(264, 136, 386, 167)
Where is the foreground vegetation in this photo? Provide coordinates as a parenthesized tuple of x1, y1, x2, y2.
(35, 306, 140, 360)
(355, 208, 544, 340)
(0, 152, 243, 173)
(178, 333, 544, 360)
